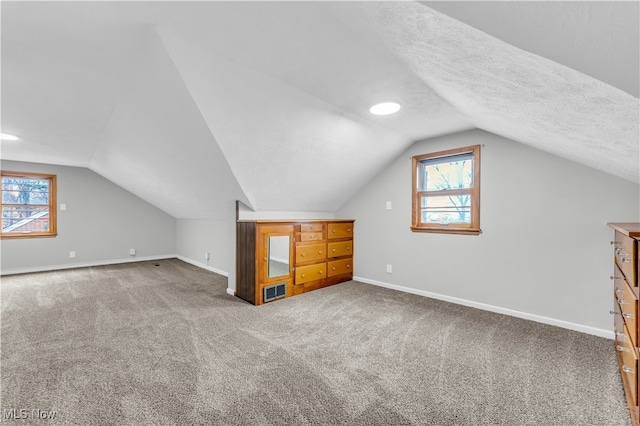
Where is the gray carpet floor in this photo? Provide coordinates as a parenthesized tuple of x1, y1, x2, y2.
(0, 258, 631, 425)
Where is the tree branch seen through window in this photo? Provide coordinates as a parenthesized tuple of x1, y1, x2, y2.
(1, 171, 57, 239)
(411, 145, 480, 235)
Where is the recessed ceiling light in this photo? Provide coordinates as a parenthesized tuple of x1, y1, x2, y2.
(370, 102, 401, 116)
(0, 133, 19, 141)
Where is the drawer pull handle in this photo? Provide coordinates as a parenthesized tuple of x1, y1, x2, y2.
(611, 241, 621, 245)
(332, 249, 336, 252)
(617, 298, 626, 304)
(623, 313, 635, 319)
(301, 274, 305, 278)
(332, 229, 336, 233)
(615, 248, 623, 255)
(301, 253, 305, 257)
(616, 345, 630, 353)
(616, 331, 625, 338)
(610, 310, 618, 315)
(318, 250, 322, 254)
(346, 247, 350, 250)
(332, 267, 336, 271)
(622, 257, 632, 263)
(616, 289, 624, 296)
(318, 270, 323, 274)
(610, 276, 620, 280)
(623, 366, 635, 374)
(347, 264, 351, 268)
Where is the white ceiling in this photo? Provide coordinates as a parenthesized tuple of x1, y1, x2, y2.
(1, 1, 638, 218)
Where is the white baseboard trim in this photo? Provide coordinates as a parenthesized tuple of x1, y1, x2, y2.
(354, 276, 613, 340)
(174, 256, 234, 296)
(0, 254, 178, 276)
(175, 255, 229, 277)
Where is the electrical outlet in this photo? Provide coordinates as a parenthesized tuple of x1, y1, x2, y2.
(69, 251, 76, 258)
(386, 264, 392, 273)
(130, 249, 136, 257)
(205, 252, 210, 261)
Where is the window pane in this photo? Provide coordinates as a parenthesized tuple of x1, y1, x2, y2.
(2, 177, 50, 205)
(421, 194, 471, 224)
(2, 205, 50, 233)
(419, 154, 473, 192)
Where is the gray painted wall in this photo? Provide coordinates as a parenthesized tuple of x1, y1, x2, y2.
(176, 217, 233, 277)
(336, 129, 640, 336)
(1, 160, 176, 273)
(174, 205, 336, 291)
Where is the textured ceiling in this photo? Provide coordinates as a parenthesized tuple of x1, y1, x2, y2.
(424, 1, 639, 98)
(333, 1, 639, 184)
(1, 2, 638, 218)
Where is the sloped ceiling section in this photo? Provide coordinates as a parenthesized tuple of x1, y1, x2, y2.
(89, 29, 250, 219)
(0, 2, 151, 166)
(158, 31, 405, 212)
(424, 1, 640, 98)
(1, 2, 638, 220)
(331, 2, 639, 183)
(153, 2, 471, 212)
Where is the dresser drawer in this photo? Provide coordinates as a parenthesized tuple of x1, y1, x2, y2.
(616, 325, 638, 405)
(614, 264, 626, 299)
(299, 232, 323, 242)
(328, 222, 353, 239)
(618, 274, 638, 346)
(614, 301, 626, 344)
(296, 243, 326, 264)
(299, 223, 323, 232)
(327, 258, 353, 277)
(327, 241, 352, 258)
(616, 231, 638, 286)
(295, 263, 326, 284)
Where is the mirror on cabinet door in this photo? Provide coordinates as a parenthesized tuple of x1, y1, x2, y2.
(268, 235, 290, 278)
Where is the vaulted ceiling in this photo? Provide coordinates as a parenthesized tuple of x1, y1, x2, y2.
(1, 2, 638, 218)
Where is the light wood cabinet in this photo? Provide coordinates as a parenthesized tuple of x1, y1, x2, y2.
(236, 219, 354, 305)
(608, 223, 640, 426)
(296, 243, 326, 264)
(328, 241, 352, 258)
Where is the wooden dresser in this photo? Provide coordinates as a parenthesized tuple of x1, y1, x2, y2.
(236, 219, 354, 305)
(609, 223, 640, 426)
